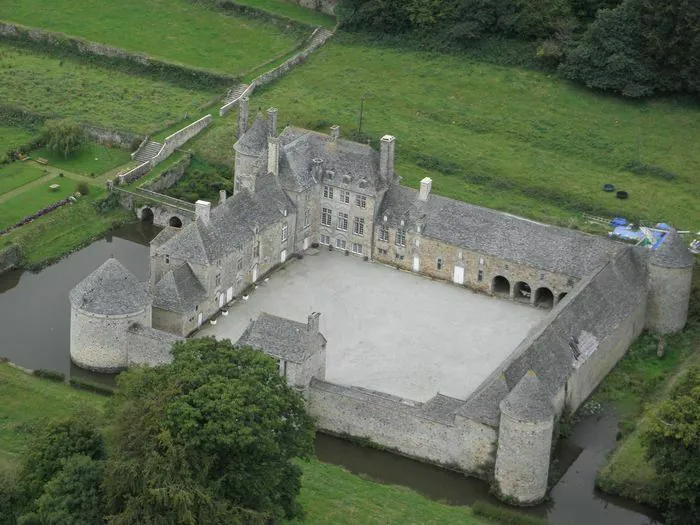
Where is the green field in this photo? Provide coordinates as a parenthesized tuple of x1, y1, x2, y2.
(234, 0, 336, 28)
(0, 363, 488, 524)
(32, 143, 132, 177)
(0, 0, 303, 75)
(0, 176, 77, 230)
(250, 34, 700, 229)
(0, 43, 218, 135)
(0, 162, 46, 195)
(0, 125, 35, 153)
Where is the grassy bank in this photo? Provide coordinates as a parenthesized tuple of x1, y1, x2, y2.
(0, 163, 46, 195)
(0, 190, 134, 267)
(593, 274, 700, 506)
(0, 125, 35, 153)
(0, 43, 218, 135)
(250, 33, 700, 229)
(31, 143, 131, 177)
(232, 0, 335, 28)
(0, 363, 489, 524)
(0, 176, 76, 231)
(0, 0, 301, 75)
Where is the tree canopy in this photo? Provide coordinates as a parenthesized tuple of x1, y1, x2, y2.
(40, 119, 85, 158)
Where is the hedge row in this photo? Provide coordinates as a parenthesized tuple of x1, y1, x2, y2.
(191, 0, 315, 32)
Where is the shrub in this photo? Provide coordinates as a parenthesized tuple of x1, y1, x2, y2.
(68, 378, 115, 396)
(75, 182, 90, 196)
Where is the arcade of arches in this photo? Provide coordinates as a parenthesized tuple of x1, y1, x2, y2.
(490, 275, 558, 309)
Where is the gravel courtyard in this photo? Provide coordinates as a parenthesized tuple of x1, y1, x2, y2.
(200, 250, 546, 402)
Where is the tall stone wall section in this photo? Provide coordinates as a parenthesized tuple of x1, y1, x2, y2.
(140, 154, 192, 193)
(308, 380, 497, 475)
(151, 115, 212, 166)
(646, 264, 693, 334)
(0, 245, 23, 274)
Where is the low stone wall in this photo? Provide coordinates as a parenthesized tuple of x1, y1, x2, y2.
(141, 154, 192, 193)
(308, 379, 497, 476)
(0, 244, 23, 273)
(297, 0, 338, 16)
(151, 115, 212, 166)
(0, 21, 235, 91)
(84, 124, 139, 149)
(116, 162, 151, 186)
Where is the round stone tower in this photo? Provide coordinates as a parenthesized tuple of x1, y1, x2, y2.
(646, 229, 694, 334)
(69, 258, 151, 372)
(494, 370, 554, 505)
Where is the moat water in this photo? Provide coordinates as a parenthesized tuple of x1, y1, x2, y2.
(0, 221, 662, 525)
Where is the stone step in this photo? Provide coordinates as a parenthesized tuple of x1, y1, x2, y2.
(224, 83, 249, 104)
(133, 140, 163, 162)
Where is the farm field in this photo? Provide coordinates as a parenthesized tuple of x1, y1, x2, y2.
(0, 163, 46, 195)
(0, 0, 304, 75)
(0, 363, 488, 525)
(0, 125, 35, 154)
(251, 34, 700, 229)
(0, 43, 218, 135)
(32, 143, 132, 177)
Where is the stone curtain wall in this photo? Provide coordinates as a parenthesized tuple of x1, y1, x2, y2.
(141, 154, 192, 193)
(308, 379, 497, 475)
(84, 124, 140, 149)
(297, 0, 338, 15)
(117, 162, 151, 185)
(150, 115, 212, 165)
(0, 244, 23, 274)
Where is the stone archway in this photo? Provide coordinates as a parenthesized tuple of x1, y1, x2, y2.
(534, 287, 554, 308)
(558, 292, 568, 303)
(513, 281, 532, 304)
(140, 207, 154, 223)
(169, 216, 183, 228)
(492, 275, 510, 297)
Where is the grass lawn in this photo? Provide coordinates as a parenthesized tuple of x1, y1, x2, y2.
(0, 176, 77, 231)
(0, 125, 36, 153)
(0, 363, 489, 525)
(32, 143, 132, 177)
(0, 43, 218, 135)
(249, 33, 700, 229)
(0, 0, 302, 75)
(235, 0, 336, 28)
(593, 275, 700, 507)
(0, 162, 46, 195)
(0, 189, 133, 267)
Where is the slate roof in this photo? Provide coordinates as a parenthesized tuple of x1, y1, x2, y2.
(500, 371, 554, 422)
(152, 263, 207, 313)
(458, 373, 510, 427)
(69, 258, 150, 315)
(233, 112, 268, 156)
(379, 185, 621, 278)
(278, 126, 385, 194)
(150, 226, 180, 249)
(651, 229, 694, 268)
(237, 312, 325, 363)
(503, 246, 647, 396)
(152, 173, 293, 264)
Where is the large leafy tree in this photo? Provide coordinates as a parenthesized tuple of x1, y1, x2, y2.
(643, 365, 700, 525)
(40, 119, 85, 159)
(103, 338, 316, 525)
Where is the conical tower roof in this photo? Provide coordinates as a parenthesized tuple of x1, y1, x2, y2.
(651, 229, 694, 269)
(69, 258, 150, 315)
(500, 371, 554, 422)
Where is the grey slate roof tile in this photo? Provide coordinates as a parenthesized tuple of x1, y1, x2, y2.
(652, 228, 695, 268)
(237, 312, 325, 363)
(69, 258, 150, 315)
(500, 371, 554, 422)
(153, 263, 207, 313)
(234, 112, 268, 156)
(457, 373, 509, 427)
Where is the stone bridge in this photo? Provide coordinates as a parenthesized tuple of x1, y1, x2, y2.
(111, 186, 196, 228)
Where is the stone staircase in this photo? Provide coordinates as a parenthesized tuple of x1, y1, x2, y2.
(222, 83, 250, 107)
(132, 140, 163, 163)
(310, 28, 333, 46)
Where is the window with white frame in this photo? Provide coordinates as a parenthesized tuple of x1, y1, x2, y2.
(437, 258, 443, 270)
(324, 185, 334, 199)
(336, 238, 346, 250)
(395, 228, 406, 246)
(351, 243, 363, 255)
(340, 190, 350, 204)
(337, 212, 348, 231)
(355, 194, 367, 208)
(321, 207, 332, 226)
(281, 223, 288, 242)
(353, 217, 365, 236)
(304, 208, 310, 228)
(379, 226, 389, 242)
(320, 234, 330, 245)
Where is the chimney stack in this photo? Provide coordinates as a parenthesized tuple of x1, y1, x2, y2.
(267, 107, 278, 137)
(418, 177, 432, 202)
(267, 136, 280, 176)
(380, 135, 396, 183)
(307, 312, 320, 333)
(219, 190, 227, 206)
(311, 158, 324, 181)
(195, 200, 211, 225)
(330, 125, 340, 142)
(237, 96, 249, 140)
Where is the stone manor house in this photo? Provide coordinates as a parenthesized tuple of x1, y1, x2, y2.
(70, 101, 695, 505)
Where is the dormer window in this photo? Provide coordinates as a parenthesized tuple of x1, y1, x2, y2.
(358, 179, 367, 189)
(400, 219, 405, 227)
(326, 170, 335, 180)
(343, 174, 351, 184)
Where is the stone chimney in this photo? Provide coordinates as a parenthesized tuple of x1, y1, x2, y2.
(267, 107, 278, 137)
(237, 96, 249, 140)
(330, 125, 340, 142)
(380, 135, 396, 182)
(195, 200, 211, 225)
(311, 158, 324, 181)
(418, 177, 432, 201)
(307, 312, 320, 333)
(219, 190, 227, 206)
(267, 136, 280, 176)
